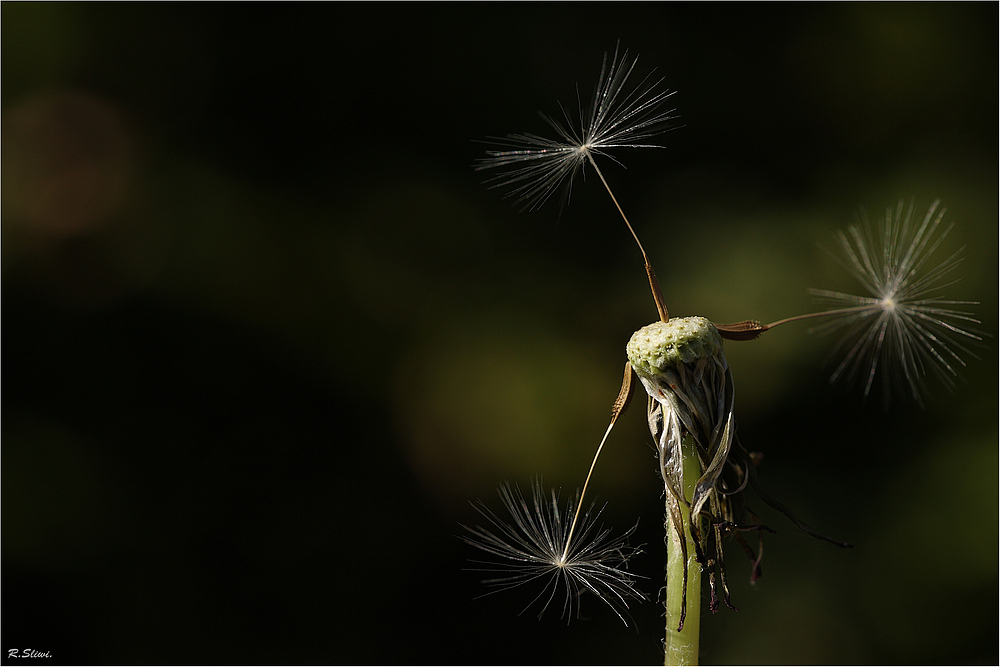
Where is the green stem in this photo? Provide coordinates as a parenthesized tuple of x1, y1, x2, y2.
(664, 435, 702, 666)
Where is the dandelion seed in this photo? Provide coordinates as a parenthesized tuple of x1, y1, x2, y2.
(477, 43, 678, 321)
(807, 199, 985, 406)
(462, 480, 645, 625)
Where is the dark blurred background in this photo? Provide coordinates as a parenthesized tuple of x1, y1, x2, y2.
(2, 3, 997, 665)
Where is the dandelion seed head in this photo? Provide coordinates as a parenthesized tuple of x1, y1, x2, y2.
(626, 316, 723, 379)
(462, 480, 644, 625)
(810, 199, 986, 406)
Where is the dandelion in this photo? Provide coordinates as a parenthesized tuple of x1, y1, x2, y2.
(462, 480, 644, 625)
(468, 45, 900, 667)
